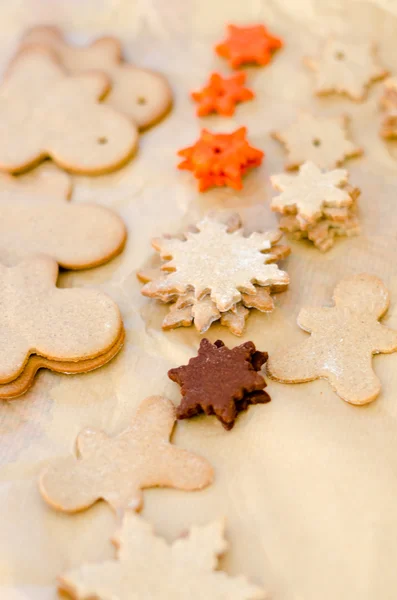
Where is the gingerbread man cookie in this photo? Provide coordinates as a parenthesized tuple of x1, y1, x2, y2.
(40, 395, 214, 513)
(267, 274, 397, 405)
(0, 162, 72, 200)
(0, 196, 126, 269)
(0, 47, 138, 174)
(0, 255, 123, 384)
(21, 25, 172, 130)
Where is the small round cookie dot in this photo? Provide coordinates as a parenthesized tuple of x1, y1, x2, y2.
(312, 138, 322, 147)
(137, 97, 146, 105)
(98, 136, 108, 144)
(335, 51, 345, 61)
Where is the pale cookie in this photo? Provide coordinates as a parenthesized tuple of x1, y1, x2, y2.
(141, 215, 289, 312)
(0, 255, 123, 384)
(379, 77, 397, 139)
(279, 212, 360, 252)
(0, 162, 72, 200)
(0, 47, 138, 174)
(0, 196, 126, 269)
(272, 113, 362, 170)
(58, 514, 266, 600)
(271, 161, 354, 225)
(305, 38, 388, 101)
(220, 304, 250, 336)
(39, 395, 214, 513)
(0, 328, 125, 400)
(267, 274, 397, 405)
(21, 25, 172, 130)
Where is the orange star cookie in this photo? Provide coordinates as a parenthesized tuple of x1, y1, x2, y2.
(216, 24, 283, 69)
(177, 127, 264, 191)
(191, 72, 254, 117)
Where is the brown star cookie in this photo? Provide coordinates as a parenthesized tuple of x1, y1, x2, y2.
(168, 339, 270, 430)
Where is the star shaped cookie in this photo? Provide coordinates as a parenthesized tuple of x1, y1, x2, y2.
(216, 24, 283, 69)
(169, 338, 270, 429)
(191, 72, 254, 117)
(272, 113, 362, 170)
(305, 38, 388, 101)
(59, 514, 266, 600)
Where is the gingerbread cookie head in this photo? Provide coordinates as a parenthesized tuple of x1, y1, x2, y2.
(58, 514, 266, 600)
(0, 47, 138, 174)
(267, 274, 397, 405)
(40, 395, 214, 514)
(0, 255, 122, 383)
(21, 26, 172, 130)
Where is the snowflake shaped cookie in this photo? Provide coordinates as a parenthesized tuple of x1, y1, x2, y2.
(305, 38, 388, 101)
(272, 113, 362, 170)
(141, 216, 289, 312)
(271, 161, 353, 224)
(59, 514, 266, 600)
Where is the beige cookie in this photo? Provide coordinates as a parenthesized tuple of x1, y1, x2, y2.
(267, 274, 397, 404)
(0, 328, 125, 400)
(58, 514, 266, 600)
(272, 113, 362, 170)
(305, 38, 388, 101)
(0, 162, 72, 200)
(21, 25, 172, 130)
(141, 216, 289, 312)
(0, 47, 138, 174)
(0, 255, 123, 383)
(39, 395, 214, 513)
(271, 161, 353, 225)
(0, 196, 126, 269)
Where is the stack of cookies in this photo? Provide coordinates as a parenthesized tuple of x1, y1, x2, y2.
(270, 161, 360, 252)
(0, 24, 175, 398)
(138, 213, 290, 335)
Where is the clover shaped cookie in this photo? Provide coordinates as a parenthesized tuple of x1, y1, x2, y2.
(40, 395, 214, 514)
(268, 274, 397, 405)
(0, 255, 122, 383)
(0, 47, 138, 174)
(21, 26, 172, 130)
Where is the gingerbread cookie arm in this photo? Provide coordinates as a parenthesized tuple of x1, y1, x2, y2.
(370, 323, 397, 353)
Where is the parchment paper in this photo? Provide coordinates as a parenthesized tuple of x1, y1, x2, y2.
(1, 1, 397, 599)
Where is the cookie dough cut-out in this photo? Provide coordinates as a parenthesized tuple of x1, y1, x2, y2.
(216, 24, 283, 69)
(178, 127, 264, 191)
(271, 161, 361, 251)
(0, 162, 72, 200)
(20, 25, 172, 130)
(0, 196, 126, 268)
(272, 113, 362, 170)
(379, 77, 397, 139)
(0, 47, 138, 174)
(169, 338, 270, 429)
(305, 38, 388, 101)
(58, 514, 266, 600)
(40, 395, 213, 513)
(192, 72, 254, 117)
(138, 213, 290, 334)
(267, 274, 397, 405)
(0, 255, 123, 384)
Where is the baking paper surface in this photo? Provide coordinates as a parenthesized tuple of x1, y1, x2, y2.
(1, 1, 397, 599)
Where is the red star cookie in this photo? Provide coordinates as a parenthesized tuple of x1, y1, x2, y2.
(191, 72, 254, 117)
(177, 127, 264, 191)
(215, 24, 283, 69)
